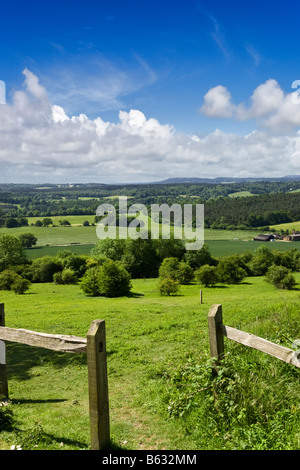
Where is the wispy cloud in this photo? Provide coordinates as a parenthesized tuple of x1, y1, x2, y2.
(245, 43, 260, 67)
(208, 14, 230, 59)
(39, 52, 159, 117)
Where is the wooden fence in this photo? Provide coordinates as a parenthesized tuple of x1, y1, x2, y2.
(0, 303, 109, 450)
(1, 301, 299, 451)
(208, 304, 300, 369)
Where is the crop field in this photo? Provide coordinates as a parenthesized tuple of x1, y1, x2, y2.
(0, 275, 299, 450)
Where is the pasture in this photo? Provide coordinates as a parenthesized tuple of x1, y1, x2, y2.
(0, 275, 299, 450)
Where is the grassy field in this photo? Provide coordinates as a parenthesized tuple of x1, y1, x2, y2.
(271, 221, 300, 232)
(0, 275, 299, 450)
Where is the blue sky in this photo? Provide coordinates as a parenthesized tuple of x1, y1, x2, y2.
(0, 0, 300, 183)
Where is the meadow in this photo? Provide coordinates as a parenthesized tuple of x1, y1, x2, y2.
(1, 215, 300, 261)
(0, 275, 299, 450)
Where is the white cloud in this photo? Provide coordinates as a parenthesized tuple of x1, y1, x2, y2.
(201, 78, 300, 134)
(200, 85, 235, 118)
(0, 69, 300, 183)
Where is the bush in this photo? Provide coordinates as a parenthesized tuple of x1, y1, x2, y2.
(158, 277, 180, 296)
(216, 257, 247, 284)
(0, 269, 21, 290)
(159, 257, 193, 284)
(195, 264, 219, 287)
(53, 268, 78, 285)
(80, 260, 131, 297)
(0, 269, 31, 294)
(265, 265, 296, 290)
(11, 277, 31, 294)
(30, 256, 63, 283)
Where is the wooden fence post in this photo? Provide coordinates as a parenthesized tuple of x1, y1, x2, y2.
(87, 320, 110, 450)
(208, 304, 224, 369)
(0, 303, 9, 399)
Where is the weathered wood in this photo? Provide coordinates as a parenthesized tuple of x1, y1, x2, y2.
(0, 326, 87, 353)
(0, 304, 9, 399)
(208, 304, 224, 366)
(221, 324, 300, 368)
(87, 320, 110, 450)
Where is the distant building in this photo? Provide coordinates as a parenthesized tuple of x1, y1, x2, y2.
(253, 234, 275, 242)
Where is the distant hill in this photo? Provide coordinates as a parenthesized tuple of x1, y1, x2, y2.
(154, 175, 300, 184)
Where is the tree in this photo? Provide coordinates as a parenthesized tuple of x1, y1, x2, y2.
(42, 218, 53, 227)
(18, 233, 37, 249)
(30, 256, 63, 282)
(0, 234, 27, 271)
(158, 257, 193, 284)
(248, 245, 274, 276)
(216, 256, 247, 284)
(154, 237, 186, 262)
(80, 260, 131, 297)
(91, 238, 126, 262)
(122, 237, 160, 278)
(59, 219, 71, 226)
(184, 243, 216, 269)
(195, 264, 219, 287)
(265, 265, 296, 290)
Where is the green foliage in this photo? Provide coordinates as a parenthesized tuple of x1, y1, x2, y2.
(216, 256, 247, 284)
(122, 237, 160, 278)
(163, 348, 300, 449)
(80, 259, 131, 297)
(157, 276, 180, 296)
(18, 233, 37, 249)
(0, 269, 31, 294)
(265, 265, 296, 290)
(0, 269, 21, 290)
(158, 257, 193, 284)
(0, 234, 27, 271)
(91, 238, 126, 261)
(11, 276, 31, 294)
(53, 268, 77, 285)
(195, 264, 219, 287)
(184, 243, 216, 269)
(248, 245, 274, 275)
(30, 256, 63, 283)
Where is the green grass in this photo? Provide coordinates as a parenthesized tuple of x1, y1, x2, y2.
(271, 220, 300, 232)
(0, 276, 299, 450)
(228, 191, 254, 198)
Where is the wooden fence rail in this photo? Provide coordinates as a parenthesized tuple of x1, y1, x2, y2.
(0, 303, 109, 450)
(208, 304, 300, 369)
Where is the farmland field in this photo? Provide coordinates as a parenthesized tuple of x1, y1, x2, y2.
(0, 275, 299, 450)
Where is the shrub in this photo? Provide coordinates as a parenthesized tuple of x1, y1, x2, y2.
(195, 264, 219, 287)
(159, 257, 193, 284)
(265, 265, 296, 290)
(11, 277, 31, 295)
(158, 277, 180, 296)
(53, 268, 77, 285)
(248, 245, 274, 276)
(0, 269, 21, 290)
(216, 257, 247, 284)
(80, 260, 131, 297)
(30, 256, 63, 283)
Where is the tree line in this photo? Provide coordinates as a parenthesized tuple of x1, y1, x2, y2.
(0, 233, 299, 297)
